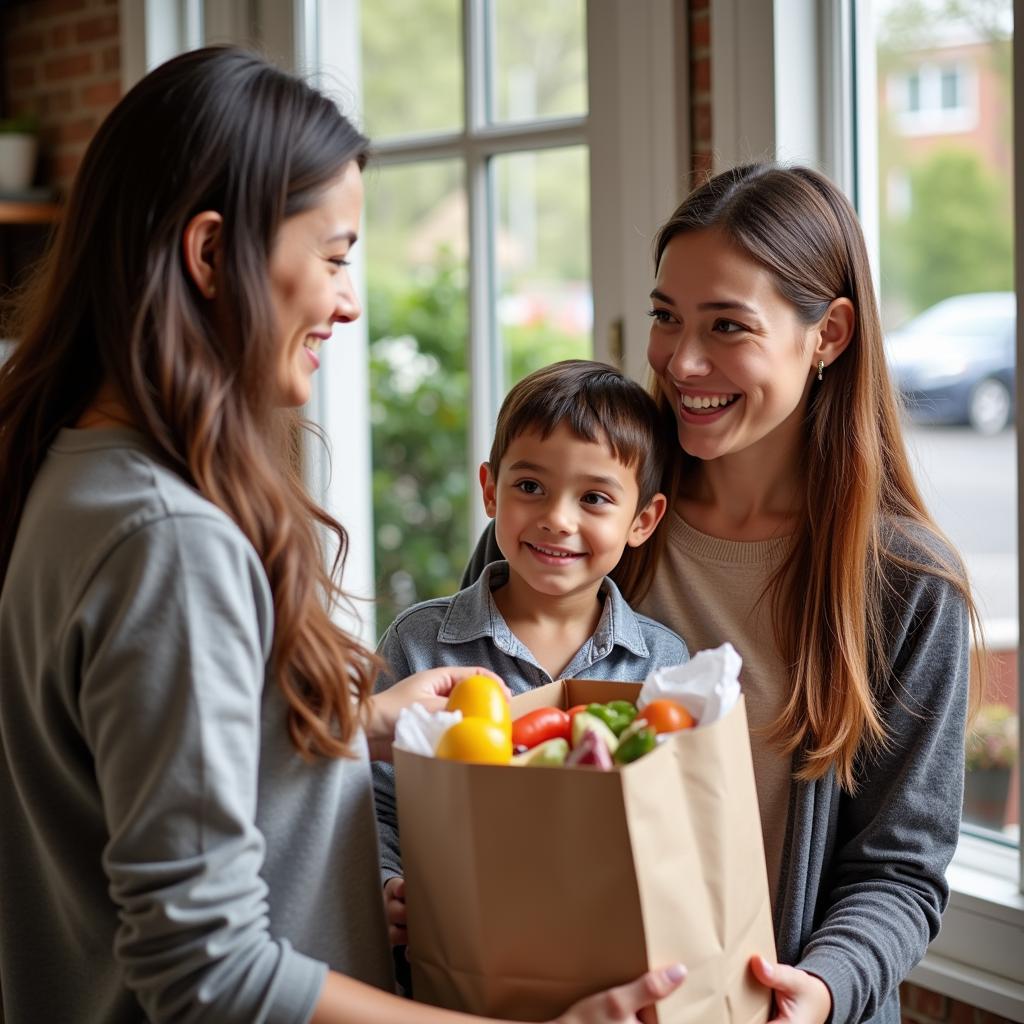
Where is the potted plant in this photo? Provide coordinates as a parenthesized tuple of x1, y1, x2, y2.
(0, 114, 39, 193)
(963, 703, 1019, 831)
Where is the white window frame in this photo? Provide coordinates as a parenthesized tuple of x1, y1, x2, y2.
(708, 0, 1024, 1016)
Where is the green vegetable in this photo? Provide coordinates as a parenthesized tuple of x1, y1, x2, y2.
(613, 727, 657, 765)
(607, 699, 637, 717)
(512, 737, 570, 766)
(617, 716, 649, 744)
(586, 701, 636, 736)
(571, 712, 619, 754)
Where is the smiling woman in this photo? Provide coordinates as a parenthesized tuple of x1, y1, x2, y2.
(647, 224, 855, 477)
(264, 162, 364, 407)
(461, 162, 986, 1024)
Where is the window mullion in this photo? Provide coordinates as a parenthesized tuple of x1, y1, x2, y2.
(464, 0, 499, 545)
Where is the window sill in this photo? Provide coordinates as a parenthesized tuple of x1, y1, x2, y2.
(909, 833, 1024, 1021)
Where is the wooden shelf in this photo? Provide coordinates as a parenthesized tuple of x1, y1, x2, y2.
(0, 200, 60, 225)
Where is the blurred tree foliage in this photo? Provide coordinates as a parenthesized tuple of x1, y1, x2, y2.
(368, 256, 469, 637)
(881, 149, 1013, 315)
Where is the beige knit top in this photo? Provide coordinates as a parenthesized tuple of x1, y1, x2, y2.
(636, 510, 794, 899)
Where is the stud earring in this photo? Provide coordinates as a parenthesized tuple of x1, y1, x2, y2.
(817, 359, 825, 381)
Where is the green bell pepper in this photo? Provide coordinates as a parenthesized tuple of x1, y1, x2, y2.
(586, 701, 637, 736)
(613, 727, 657, 765)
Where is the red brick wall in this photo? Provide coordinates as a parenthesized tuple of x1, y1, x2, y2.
(689, 0, 712, 179)
(1, 0, 121, 194)
(686, 15, 1018, 1024)
(900, 982, 1015, 1023)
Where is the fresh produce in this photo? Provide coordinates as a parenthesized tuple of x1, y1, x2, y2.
(565, 728, 614, 769)
(613, 726, 657, 764)
(512, 737, 570, 766)
(567, 704, 589, 729)
(585, 700, 637, 736)
(641, 698, 695, 734)
(616, 716, 649, 744)
(570, 711, 619, 755)
(436, 718, 512, 764)
(446, 674, 511, 738)
(436, 694, 696, 769)
(511, 707, 571, 750)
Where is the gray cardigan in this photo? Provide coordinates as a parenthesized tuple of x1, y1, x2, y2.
(462, 522, 969, 1024)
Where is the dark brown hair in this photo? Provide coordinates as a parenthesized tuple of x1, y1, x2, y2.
(652, 163, 983, 791)
(488, 359, 670, 600)
(0, 47, 376, 759)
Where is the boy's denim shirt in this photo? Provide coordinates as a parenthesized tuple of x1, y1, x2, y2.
(371, 559, 689, 883)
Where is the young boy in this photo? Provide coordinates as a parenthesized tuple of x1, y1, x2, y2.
(372, 359, 688, 950)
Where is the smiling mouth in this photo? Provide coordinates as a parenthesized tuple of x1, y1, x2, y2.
(679, 392, 740, 415)
(526, 542, 585, 561)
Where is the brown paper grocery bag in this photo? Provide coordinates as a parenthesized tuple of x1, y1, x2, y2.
(394, 679, 774, 1023)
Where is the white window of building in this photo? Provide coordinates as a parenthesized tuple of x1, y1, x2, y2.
(888, 60, 978, 134)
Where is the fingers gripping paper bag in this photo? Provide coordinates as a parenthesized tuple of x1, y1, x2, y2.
(393, 644, 775, 1023)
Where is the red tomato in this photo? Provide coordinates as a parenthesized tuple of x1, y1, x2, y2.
(567, 704, 589, 726)
(642, 699, 695, 734)
(511, 707, 571, 750)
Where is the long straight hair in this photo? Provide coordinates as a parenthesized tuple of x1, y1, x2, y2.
(0, 47, 377, 759)
(652, 164, 984, 791)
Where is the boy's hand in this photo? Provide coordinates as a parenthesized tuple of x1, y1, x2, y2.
(366, 666, 506, 761)
(383, 876, 408, 946)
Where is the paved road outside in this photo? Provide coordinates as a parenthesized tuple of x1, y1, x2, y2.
(903, 423, 1017, 644)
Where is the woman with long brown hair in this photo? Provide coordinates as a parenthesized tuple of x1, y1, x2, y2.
(466, 163, 977, 1024)
(0, 47, 684, 1024)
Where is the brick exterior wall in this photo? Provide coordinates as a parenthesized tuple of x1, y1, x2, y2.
(689, 0, 713, 180)
(901, 982, 1016, 1023)
(1, 0, 121, 195)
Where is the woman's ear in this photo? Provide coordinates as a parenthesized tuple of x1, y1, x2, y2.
(479, 463, 498, 519)
(627, 492, 667, 548)
(813, 297, 855, 374)
(182, 210, 224, 299)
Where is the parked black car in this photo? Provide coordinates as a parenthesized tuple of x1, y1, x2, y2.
(885, 292, 1016, 435)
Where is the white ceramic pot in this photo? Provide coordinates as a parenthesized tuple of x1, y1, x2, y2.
(0, 133, 38, 191)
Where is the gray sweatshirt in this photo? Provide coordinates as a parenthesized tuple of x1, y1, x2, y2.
(0, 428, 394, 1023)
(462, 521, 970, 1024)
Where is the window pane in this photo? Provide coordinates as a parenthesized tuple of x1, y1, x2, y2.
(908, 70, 922, 111)
(941, 66, 960, 108)
(874, 1, 1018, 843)
(360, 0, 462, 139)
(493, 146, 591, 389)
(490, 0, 587, 124)
(364, 161, 468, 635)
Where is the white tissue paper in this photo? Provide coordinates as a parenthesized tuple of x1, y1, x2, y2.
(394, 703, 463, 756)
(638, 642, 742, 727)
